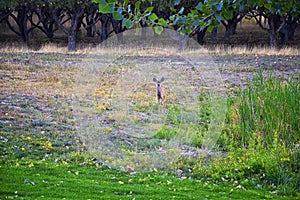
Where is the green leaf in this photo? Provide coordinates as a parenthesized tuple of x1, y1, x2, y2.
(217, 1, 223, 11)
(207, 25, 215, 32)
(98, 0, 114, 14)
(153, 26, 164, 35)
(199, 21, 207, 31)
(113, 11, 123, 20)
(216, 14, 223, 22)
(192, 19, 200, 26)
(107, 0, 116, 3)
(258, 1, 264, 7)
(264, 2, 272, 11)
(158, 18, 168, 27)
(199, 21, 206, 27)
(123, 0, 129, 6)
(169, 15, 175, 21)
(222, 9, 233, 20)
(149, 13, 158, 22)
(196, 2, 203, 10)
(145, 6, 153, 13)
(135, 1, 141, 11)
(170, 7, 177, 13)
(177, 16, 187, 24)
(122, 18, 133, 28)
(179, 29, 186, 35)
(190, 9, 198, 15)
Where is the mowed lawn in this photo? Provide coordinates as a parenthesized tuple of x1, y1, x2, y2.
(1, 162, 292, 200)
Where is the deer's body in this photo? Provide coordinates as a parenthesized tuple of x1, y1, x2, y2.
(153, 77, 166, 105)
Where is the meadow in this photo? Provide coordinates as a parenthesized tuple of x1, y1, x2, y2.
(0, 27, 300, 199)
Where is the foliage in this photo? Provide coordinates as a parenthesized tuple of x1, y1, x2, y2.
(185, 141, 300, 196)
(94, 0, 300, 34)
(222, 71, 299, 149)
(176, 71, 300, 196)
(92, 0, 300, 48)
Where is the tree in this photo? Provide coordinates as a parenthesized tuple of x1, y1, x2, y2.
(249, 0, 300, 48)
(83, 2, 98, 37)
(93, 0, 240, 48)
(49, 0, 91, 51)
(94, 0, 300, 49)
(29, 1, 64, 39)
(221, 11, 246, 38)
(2, 0, 37, 44)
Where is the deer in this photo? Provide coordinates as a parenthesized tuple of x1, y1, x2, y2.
(153, 77, 166, 105)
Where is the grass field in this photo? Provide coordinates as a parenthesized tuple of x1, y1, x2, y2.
(0, 27, 300, 200)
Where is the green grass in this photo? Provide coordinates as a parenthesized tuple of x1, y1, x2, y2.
(237, 71, 299, 148)
(220, 70, 299, 150)
(1, 50, 299, 199)
(197, 70, 300, 196)
(0, 162, 293, 200)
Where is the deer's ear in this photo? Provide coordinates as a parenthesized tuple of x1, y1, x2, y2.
(153, 77, 157, 82)
(160, 77, 165, 82)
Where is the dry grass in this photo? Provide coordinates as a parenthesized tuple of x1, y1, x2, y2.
(207, 45, 300, 56)
(0, 41, 299, 56)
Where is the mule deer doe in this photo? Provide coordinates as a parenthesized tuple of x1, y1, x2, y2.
(153, 77, 166, 105)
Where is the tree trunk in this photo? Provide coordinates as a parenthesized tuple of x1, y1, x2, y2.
(224, 19, 238, 38)
(68, 31, 77, 51)
(67, 10, 84, 51)
(223, 12, 245, 39)
(18, 8, 28, 44)
(140, 20, 147, 39)
(178, 34, 188, 52)
(279, 26, 289, 46)
(85, 15, 94, 37)
(111, 17, 123, 43)
(268, 15, 277, 49)
(100, 14, 109, 43)
(288, 22, 297, 40)
(286, 15, 299, 41)
(197, 27, 207, 45)
(6, 6, 30, 45)
(211, 27, 217, 40)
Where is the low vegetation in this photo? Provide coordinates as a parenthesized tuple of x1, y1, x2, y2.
(178, 72, 300, 196)
(0, 47, 299, 199)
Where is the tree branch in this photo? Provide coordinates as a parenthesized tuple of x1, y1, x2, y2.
(189, 12, 215, 37)
(253, 15, 269, 31)
(276, 16, 286, 33)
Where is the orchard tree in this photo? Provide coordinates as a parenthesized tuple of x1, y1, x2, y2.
(248, 0, 300, 47)
(1, 0, 38, 44)
(49, 0, 92, 51)
(94, 0, 300, 48)
(29, 0, 64, 39)
(92, 0, 246, 49)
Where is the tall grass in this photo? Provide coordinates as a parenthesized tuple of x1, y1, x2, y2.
(226, 70, 299, 149)
(212, 70, 300, 195)
(176, 71, 300, 196)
